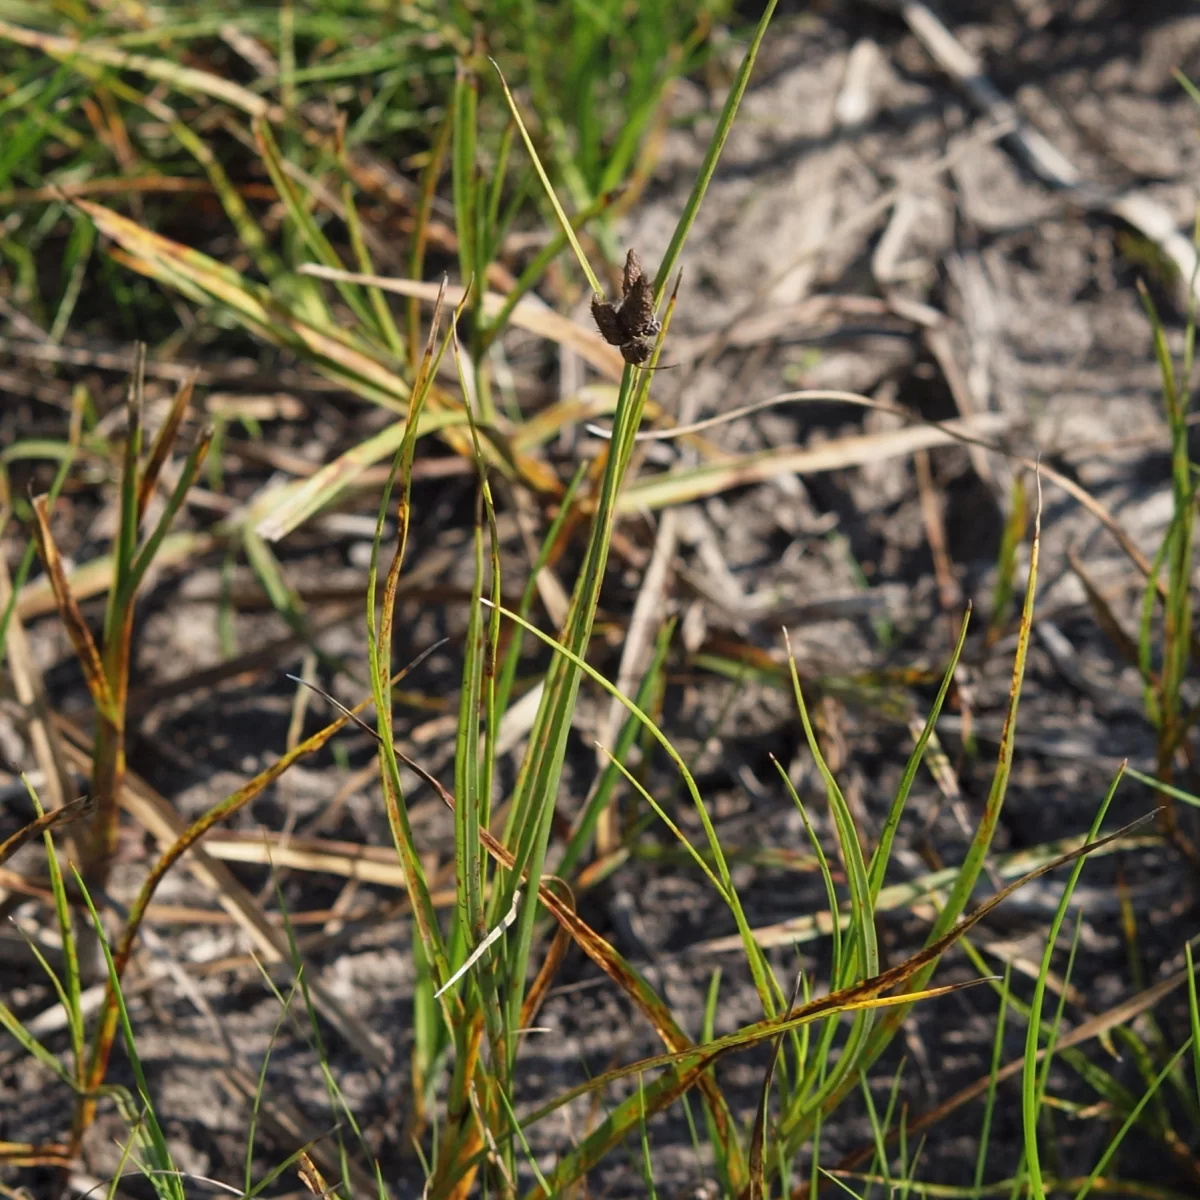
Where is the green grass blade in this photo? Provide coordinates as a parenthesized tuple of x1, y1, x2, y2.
(773, 759, 844, 991)
(637, 1073, 661, 1200)
(124, 426, 212, 601)
(650, 0, 778, 303)
(341, 176, 405, 359)
(252, 116, 376, 333)
(973, 962, 1012, 1197)
(915, 479, 1041, 956)
(244, 977, 299, 1197)
(27, 777, 85, 1081)
(73, 868, 184, 1200)
(489, 599, 775, 1011)
(1072, 1038, 1193, 1200)
(492, 459, 587, 722)
(557, 616, 674, 877)
(489, 57, 601, 294)
(782, 630, 878, 1117)
(1189, 942, 1200, 1111)
(452, 59, 480, 302)
(868, 606, 970, 904)
(1022, 764, 1126, 1199)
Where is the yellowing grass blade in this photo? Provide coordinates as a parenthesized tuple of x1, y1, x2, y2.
(75, 199, 412, 410)
(299, 264, 627, 380)
(613, 414, 1011, 513)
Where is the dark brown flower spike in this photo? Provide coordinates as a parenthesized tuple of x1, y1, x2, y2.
(591, 248, 667, 368)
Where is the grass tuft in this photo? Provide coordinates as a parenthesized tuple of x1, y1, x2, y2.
(2, 13, 1198, 1200)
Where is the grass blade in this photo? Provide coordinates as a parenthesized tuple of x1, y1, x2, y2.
(1023, 765, 1127, 1199)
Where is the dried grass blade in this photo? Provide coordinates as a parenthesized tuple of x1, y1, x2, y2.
(527, 811, 1153, 1142)
(52, 715, 386, 1067)
(0, 793, 95, 868)
(375, 738, 748, 1187)
(253, 410, 457, 543)
(613, 414, 1010, 513)
(135, 371, 196, 524)
(81, 687, 395, 1106)
(299, 264, 627, 380)
(524, 980, 986, 1200)
(1, 383, 84, 662)
(0, 19, 279, 119)
(29, 494, 114, 717)
(1068, 549, 1141, 667)
(806, 953, 1196, 1198)
(520, 920, 572, 1031)
(75, 200, 413, 410)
